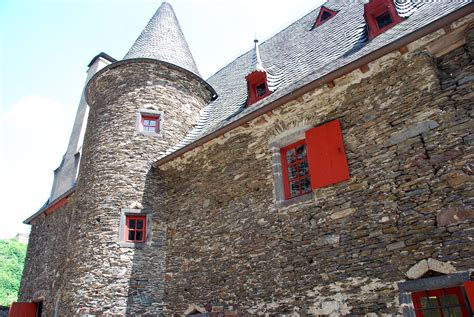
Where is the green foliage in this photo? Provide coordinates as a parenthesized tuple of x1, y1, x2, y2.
(0, 239, 27, 306)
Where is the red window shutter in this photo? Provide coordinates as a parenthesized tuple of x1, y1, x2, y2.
(305, 120, 349, 189)
(465, 281, 474, 311)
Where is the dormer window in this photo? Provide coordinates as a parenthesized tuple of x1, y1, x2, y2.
(246, 71, 270, 106)
(314, 6, 337, 28)
(364, 0, 403, 39)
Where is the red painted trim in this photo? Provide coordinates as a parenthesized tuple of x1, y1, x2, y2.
(44, 196, 69, 215)
(280, 140, 310, 200)
(465, 281, 474, 311)
(364, 0, 403, 40)
(141, 114, 160, 133)
(246, 71, 271, 106)
(314, 6, 338, 27)
(8, 302, 37, 317)
(412, 287, 469, 317)
(125, 215, 146, 243)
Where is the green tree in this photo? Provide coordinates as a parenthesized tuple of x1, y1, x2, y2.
(0, 239, 27, 306)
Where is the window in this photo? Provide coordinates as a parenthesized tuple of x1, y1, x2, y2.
(275, 120, 350, 203)
(246, 71, 270, 106)
(281, 140, 311, 199)
(364, 0, 403, 39)
(125, 215, 146, 242)
(313, 6, 337, 28)
(412, 287, 470, 317)
(375, 11, 393, 29)
(141, 115, 160, 133)
(256, 83, 267, 97)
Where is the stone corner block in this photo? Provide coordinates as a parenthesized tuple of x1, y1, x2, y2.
(427, 258, 456, 275)
(406, 259, 429, 279)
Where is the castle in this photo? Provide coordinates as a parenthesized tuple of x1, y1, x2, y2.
(16, 1, 474, 316)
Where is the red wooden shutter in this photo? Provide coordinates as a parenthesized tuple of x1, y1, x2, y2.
(305, 119, 349, 189)
(465, 281, 474, 311)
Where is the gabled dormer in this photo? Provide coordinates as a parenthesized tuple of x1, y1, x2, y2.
(313, 6, 338, 28)
(364, 0, 403, 39)
(246, 39, 271, 106)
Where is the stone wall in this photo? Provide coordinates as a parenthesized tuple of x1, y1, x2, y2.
(159, 39, 473, 315)
(19, 23, 473, 317)
(19, 61, 213, 316)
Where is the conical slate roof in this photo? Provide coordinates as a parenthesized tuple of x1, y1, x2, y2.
(124, 1, 200, 76)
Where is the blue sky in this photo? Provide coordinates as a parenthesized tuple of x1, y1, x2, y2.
(0, 0, 323, 239)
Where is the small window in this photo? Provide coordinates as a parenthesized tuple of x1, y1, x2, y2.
(256, 83, 267, 97)
(278, 120, 350, 201)
(313, 6, 337, 28)
(375, 11, 393, 29)
(141, 115, 160, 133)
(125, 215, 146, 243)
(364, 0, 403, 39)
(281, 140, 311, 199)
(246, 71, 270, 106)
(412, 287, 470, 317)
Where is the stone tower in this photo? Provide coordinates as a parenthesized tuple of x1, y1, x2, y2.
(59, 2, 215, 315)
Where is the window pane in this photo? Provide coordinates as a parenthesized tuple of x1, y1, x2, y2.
(296, 144, 306, 160)
(286, 149, 296, 164)
(300, 177, 311, 193)
(149, 120, 156, 126)
(136, 231, 143, 241)
(442, 307, 463, 317)
(144, 119, 150, 125)
(128, 231, 135, 241)
(129, 219, 136, 229)
(321, 10, 332, 22)
(137, 220, 143, 229)
(256, 83, 267, 97)
(288, 165, 298, 179)
(298, 161, 309, 176)
(440, 294, 460, 306)
(290, 180, 300, 197)
(376, 12, 393, 29)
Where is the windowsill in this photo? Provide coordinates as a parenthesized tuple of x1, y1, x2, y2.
(139, 130, 164, 138)
(276, 191, 314, 209)
(119, 241, 151, 249)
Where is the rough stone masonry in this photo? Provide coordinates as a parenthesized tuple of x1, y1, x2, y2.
(19, 14, 473, 317)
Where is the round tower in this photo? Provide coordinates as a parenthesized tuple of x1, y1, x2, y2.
(60, 3, 215, 315)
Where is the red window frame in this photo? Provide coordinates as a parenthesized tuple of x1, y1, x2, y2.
(364, 0, 403, 39)
(246, 71, 270, 106)
(125, 215, 146, 243)
(281, 140, 312, 199)
(314, 6, 337, 27)
(141, 115, 160, 133)
(412, 287, 470, 317)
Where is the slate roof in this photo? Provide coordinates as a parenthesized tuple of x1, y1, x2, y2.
(124, 1, 200, 76)
(164, 0, 471, 157)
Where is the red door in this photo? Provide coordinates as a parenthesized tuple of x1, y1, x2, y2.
(8, 302, 37, 317)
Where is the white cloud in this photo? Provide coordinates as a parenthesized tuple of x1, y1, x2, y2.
(0, 95, 72, 239)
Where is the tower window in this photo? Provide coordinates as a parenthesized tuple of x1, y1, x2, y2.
(125, 215, 146, 243)
(141, 115, 160, 133)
